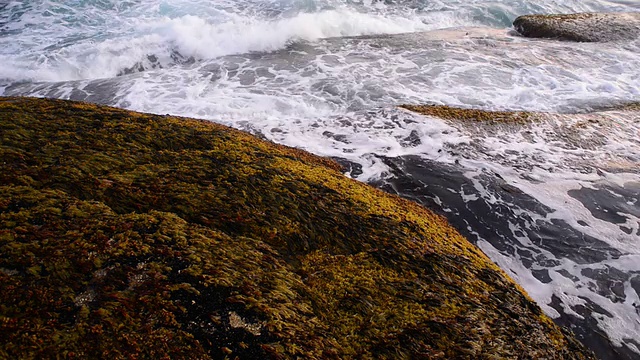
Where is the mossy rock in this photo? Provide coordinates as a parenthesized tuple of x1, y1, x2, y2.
(400, 104, 535, 124)
(513, 12, 640, 42)
(400, 102, 640, 123)
(600, 101, 640, 112)
(0, 97, 593, 359)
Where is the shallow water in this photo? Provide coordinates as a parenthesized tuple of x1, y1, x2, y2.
(1, 1, 639, 358)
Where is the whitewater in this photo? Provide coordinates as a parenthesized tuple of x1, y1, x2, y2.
(1, 0, 639, 359)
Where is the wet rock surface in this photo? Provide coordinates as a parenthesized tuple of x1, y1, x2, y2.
(386, 103, 640, 360)
(0, 97, 594, 359)
(368, 155, 637, 360)
(514, 12, 640, 42)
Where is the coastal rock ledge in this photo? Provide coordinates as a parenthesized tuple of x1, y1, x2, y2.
(0, 97, 593, 359)
(514, 12, 640, 42)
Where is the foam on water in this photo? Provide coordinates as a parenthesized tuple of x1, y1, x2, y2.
(92, 32, 638, 170)
(2, 0, 637, 84)
(0, 1, 467, 83)
(417, 108, 640, 353)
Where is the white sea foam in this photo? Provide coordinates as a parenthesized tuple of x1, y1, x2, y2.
(435, 109, 640, 353)
(0, 6, 465, 83)
(156, 10, 445, 59)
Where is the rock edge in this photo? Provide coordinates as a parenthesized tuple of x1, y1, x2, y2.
(0, 97, 594, 359)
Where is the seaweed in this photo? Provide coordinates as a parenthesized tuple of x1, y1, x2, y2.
(0, 97, 593, 359)
(400, 104, 535, 124)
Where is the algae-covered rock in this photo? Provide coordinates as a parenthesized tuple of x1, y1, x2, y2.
(400, 104, 536, 124)
(0, 97, 593, 359)
(514, 12, 640, 42)
(604, 101, 640, 112)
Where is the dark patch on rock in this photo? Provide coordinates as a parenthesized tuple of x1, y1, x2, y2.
(331, 157, 363, 178)
(568, 183, 640, 225)
(322, 130, 350, 143)
(374, 155, 622, 265)
(631, 276, 640, 307)
(400, 129, 422, 147)
(549, 295, 640, 360)
(532, 269, 553, 284)
(581, 267, 630, 303)
(620, 226, 633, 234)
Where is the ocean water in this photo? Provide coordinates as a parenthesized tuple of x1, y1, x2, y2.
(1, 0, 639, 358)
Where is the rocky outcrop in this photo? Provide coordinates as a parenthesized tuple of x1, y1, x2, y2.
(0, 97, 594, 359)
(399, 103, 640, 360)
(400, 104, 536, 124)
(371, 155, 639, 360)
(513, 12, 640, 42)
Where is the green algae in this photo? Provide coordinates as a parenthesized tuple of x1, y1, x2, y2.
(0, 97, 593, 359)
(400, 102, 640, 125)
(602, 101, 640, 112)
(400, 104, 535, 124)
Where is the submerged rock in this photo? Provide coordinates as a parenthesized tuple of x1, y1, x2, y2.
(513, 12, 640, 42)
(400, 104, 536, 124)
(0, 97, 593, 359)
(399, 102, 640, 360)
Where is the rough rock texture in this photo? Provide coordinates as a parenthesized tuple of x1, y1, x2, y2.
(400, 103, 640, 360)
(371, 156, 640, 360)
(0, 97, 594, 359)
(400, 104, 536, 124)
(513, 12, 640, 42)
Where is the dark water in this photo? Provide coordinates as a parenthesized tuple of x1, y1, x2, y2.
(360, 155, 640, 360)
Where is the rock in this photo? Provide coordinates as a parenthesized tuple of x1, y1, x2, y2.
(398, 102, 640, 360)
(513, 12, 640, 42)
(400, 104, 535, 124)
(371, 155, 639, 360)
(0, 97, 593, 359)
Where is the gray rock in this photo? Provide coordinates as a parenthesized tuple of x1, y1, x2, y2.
(513, 12, 640, 42)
